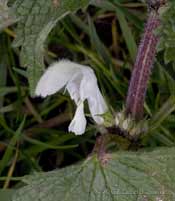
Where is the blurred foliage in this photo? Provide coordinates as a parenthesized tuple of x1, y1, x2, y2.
(157, 1, 175, 64)
(0, 0, 174, 198)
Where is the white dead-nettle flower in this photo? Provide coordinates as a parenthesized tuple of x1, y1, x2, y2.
(35, 60, 108, 135)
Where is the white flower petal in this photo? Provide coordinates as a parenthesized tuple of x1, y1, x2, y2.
(88, 91, 107, 124)
(35, 60, 80, 97)
(66, 72, 82, 104)
(89, 86, 107, 114)
(35, 59, 108, 135)
(79, 68, 97, 101)
(79, 68, 108, 124)
(68, 102, 87, 135)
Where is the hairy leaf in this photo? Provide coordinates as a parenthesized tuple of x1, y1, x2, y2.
(12, 0, 90, 96)
(0, 0, 17, 30)
(13, 147, 175, 201)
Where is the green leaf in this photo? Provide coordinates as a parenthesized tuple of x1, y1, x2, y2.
(23, 136, 78, 150)
(0, 34, 8, 107)
(0, 189, 15, 201)
(0, 0, 17, 30)
(157, 1, 175, 64)
(149, 96, 175, 133)
(164, 47, 175, 64)
(91, 1, 137, 62)
(0, 116, 26, 176)
(88, 15, 112, 66)
(12, 0, 90, 96)
(116, 7, 137, 62)
(13, 147, 175, 201)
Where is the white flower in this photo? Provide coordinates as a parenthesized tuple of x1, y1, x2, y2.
(35, 60, 108, 135)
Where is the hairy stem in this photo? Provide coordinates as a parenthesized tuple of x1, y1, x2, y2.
(125, 10, 160, 120)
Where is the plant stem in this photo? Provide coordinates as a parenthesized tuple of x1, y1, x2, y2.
(125, 9, 160, 120)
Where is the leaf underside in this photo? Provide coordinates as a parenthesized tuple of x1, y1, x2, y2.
(12, 0, 90, 96)
(13, 147, 175, 201)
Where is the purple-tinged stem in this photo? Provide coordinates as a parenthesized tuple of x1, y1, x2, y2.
(125, 11, 160, 120)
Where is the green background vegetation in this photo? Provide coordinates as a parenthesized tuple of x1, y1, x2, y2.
(0, 0, 175, 200)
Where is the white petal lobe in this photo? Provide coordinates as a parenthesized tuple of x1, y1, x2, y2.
(68, 102, 87, 135)
(66, 72, 82, 104)
(35, 60, 80, 97)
